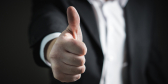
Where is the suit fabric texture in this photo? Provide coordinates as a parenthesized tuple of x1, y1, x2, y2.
(29, 0, 167, 84)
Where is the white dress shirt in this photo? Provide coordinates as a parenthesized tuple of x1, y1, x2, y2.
(40, 0, 128, 84)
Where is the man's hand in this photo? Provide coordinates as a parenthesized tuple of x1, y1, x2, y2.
(46, 6, 87, 82)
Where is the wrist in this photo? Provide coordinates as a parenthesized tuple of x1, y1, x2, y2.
(44, 38, 57, 63)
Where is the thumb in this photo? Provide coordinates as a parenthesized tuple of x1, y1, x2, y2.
(67, 6, 82, 41)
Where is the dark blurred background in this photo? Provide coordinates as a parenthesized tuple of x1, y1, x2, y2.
(0, 0, 50, 84)
(0, 0, 167, 84)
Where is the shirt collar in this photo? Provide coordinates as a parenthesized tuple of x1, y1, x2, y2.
(88, 0, 129, 8)
(119, 0, 128, 7)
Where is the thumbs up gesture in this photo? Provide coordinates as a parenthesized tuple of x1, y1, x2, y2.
(46, 6, 87, 82)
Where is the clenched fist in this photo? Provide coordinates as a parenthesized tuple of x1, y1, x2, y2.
(45, 6, 87, 82)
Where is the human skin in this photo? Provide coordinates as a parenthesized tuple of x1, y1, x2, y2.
(45, 6, 87, 82)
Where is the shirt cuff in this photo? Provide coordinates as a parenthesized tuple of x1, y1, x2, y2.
(40, 32, 61, 67)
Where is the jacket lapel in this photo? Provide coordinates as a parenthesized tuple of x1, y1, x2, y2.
(124, 0, 153, 84)
(69, 0, 101, 48)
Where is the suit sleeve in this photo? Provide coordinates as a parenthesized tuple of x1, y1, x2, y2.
(28, 0, 68, 67)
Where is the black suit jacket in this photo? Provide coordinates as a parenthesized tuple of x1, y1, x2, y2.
(29, 0, 168, 84)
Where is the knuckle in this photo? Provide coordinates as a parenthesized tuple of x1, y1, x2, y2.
(72, 75, 81, 82)
(78, 74, 81, 79)
(81, 65, 86, 73)
(79, 43, 87, 55)
(77, 66, 85, 74)
(81, 43, 87, 55)
(83, 45, 87, 55)
(78, 57, 85, 66)
(70, 76, 77, 82)
(69, 39, 87, 55)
